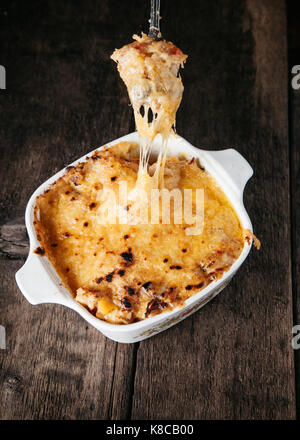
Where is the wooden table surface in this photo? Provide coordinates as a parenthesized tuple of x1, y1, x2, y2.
(0, 0, 299, 420)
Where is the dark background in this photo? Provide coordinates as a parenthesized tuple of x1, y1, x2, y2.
(0, 0, 299, 420)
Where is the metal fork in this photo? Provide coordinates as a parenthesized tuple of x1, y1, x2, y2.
(149, 0, 161, 40)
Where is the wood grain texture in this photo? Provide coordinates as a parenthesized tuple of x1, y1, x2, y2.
(0, 218, 28, 259)
(0, 260, 137, 419)
(0, 0, 298, 420)
(131, 0, 296, 420)
(0, 0, 143, 420)
(287, 0, 300, 419)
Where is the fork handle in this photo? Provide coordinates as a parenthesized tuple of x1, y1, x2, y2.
(149, 0, 161, 40)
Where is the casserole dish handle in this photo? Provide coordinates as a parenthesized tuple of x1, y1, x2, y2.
(208, 149, 253, 198)
(15, 253, 69, 306)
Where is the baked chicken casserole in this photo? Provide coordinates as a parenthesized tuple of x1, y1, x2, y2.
(33, 33, 259, 324)
(33, 141, 254, 324)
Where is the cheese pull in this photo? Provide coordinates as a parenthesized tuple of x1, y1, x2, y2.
(111, 33, 187, 188)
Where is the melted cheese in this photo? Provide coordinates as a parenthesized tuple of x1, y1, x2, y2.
(32, 34, 257, 324)
(34, 142, 245, 324)
(111, 33, 187, 189)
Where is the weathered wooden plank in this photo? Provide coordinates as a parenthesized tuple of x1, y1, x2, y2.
(131, 0, 296, 420)
(0, 0, 297, 421)
(0, 0, 142, 420)
(0, 3, 137, 224)
(287, 0, 300, 419)
(0, 260, 137, 419)
(0, 218, 28, 259)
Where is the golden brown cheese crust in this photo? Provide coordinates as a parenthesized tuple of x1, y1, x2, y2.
(34, 142, 245, 324)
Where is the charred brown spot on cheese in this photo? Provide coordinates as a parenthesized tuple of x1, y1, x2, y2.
(182, 249, 187, 253)
(96, 277, 104, 284)
(51, 243, 58, 247)
(121, 297, 132, 309)
(65, 166, 74, 172)
(124, 205, 130, 211)
(105, 272, 114, 282)
(163, 258, 168, 263)
(65, 191, 70, 195)
(71, 197, 76, 201)
(142, 281, 152, 290)
(170, 265, 182, 270)
(185, 281, 204, 290)
(111, 176, 117, 181)
(70, 176, 81, 186)
(64, 232, 71, 238)
(89, 202, 96, 210)
(121, 250, 133, 264)
(124, 286, 135, 295)
(118, 269, 125, 276)
(83, 222, 89, 227)
(34, 246, 45, 256)
(66, 268, 70, 273)
(91, 153, 100, 161)
(145, 298, 167, 318)
(124, 234, 129, 240)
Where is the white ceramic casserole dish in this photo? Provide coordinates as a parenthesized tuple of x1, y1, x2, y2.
(15, 132, 253, 343)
